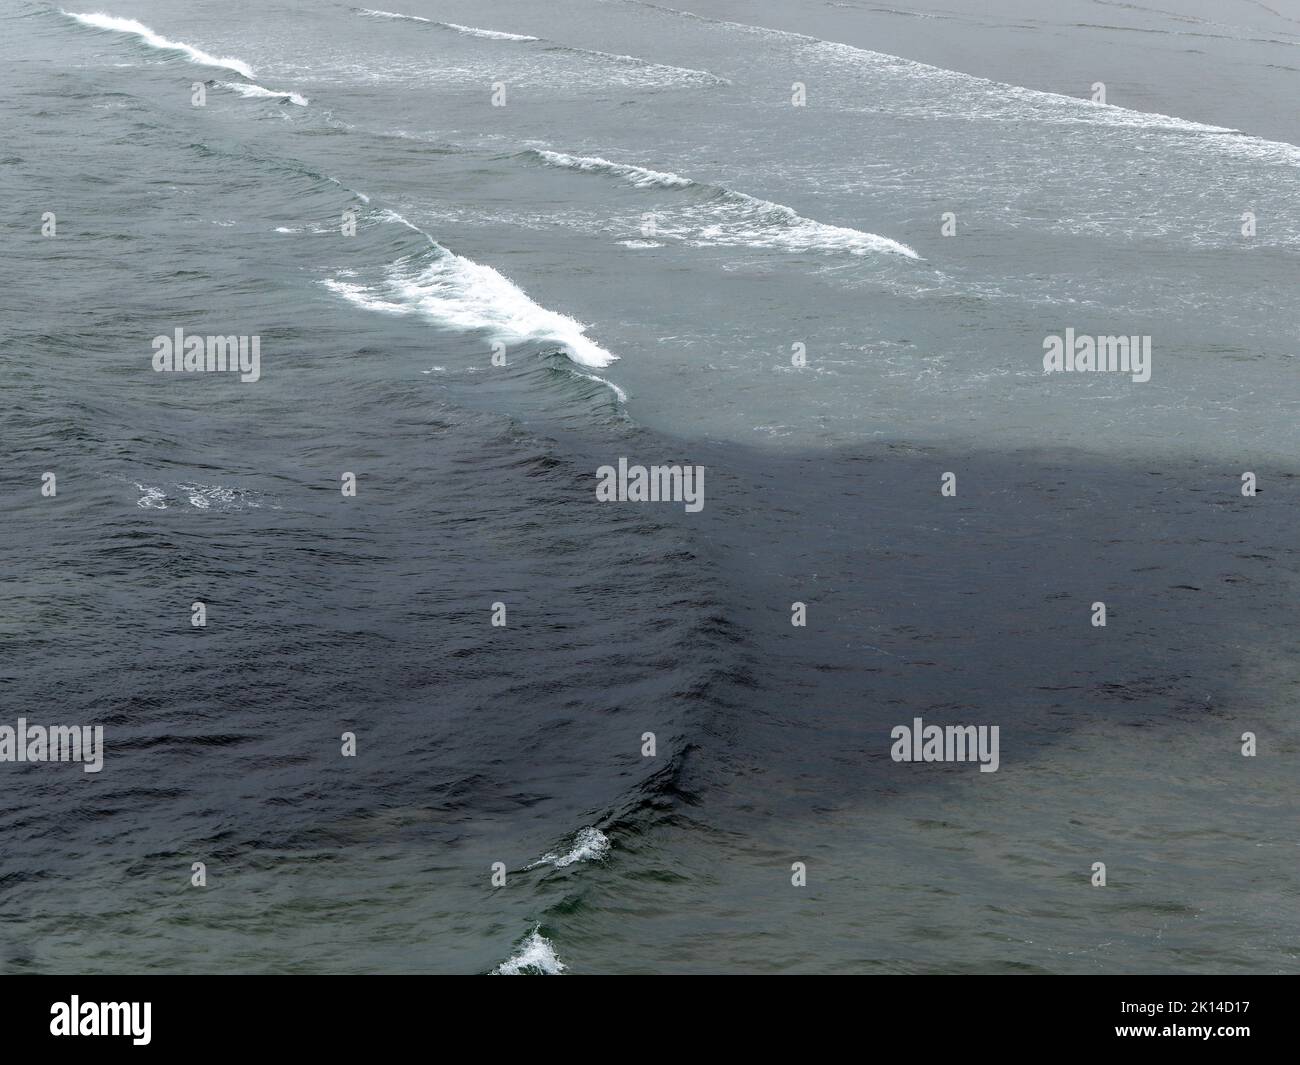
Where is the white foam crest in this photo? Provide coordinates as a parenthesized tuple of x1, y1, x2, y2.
(689, 193, 920, 258)
(492, 927, 566, 975)
(820, 38, 1237, 134)
(358, 8, 539, 40)
(323, 252, 617, 368)
(359, 8, 721, 83)
(534, 149, 917, 258)
(179, 484, 236, 510)
(527, 827, 612, 868)
(357, 7, 432, 23)
(563, 46, 726, 84)
(62, 12, 256, 79)
(133, 481, 275, 511)
(134, 483, 168, 509)
(532, 149, 693, 190)
(377, 208, 424, 232)
(831, 39, 1300, 165)
(277, 220, 335, 234)
(220, 82, 308, 106)
(441, 21, 540, 42)
(578, 373, 629, 404)
(320, 277, 409, 314)
(624, 3, 1300, 165)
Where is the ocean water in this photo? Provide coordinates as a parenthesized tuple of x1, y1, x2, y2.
(1, 0, 1297, 974)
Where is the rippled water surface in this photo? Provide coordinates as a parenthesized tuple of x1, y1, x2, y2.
(2, 0, 1298, 974)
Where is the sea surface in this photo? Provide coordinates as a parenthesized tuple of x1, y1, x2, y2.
(1, 0, 1298, 974)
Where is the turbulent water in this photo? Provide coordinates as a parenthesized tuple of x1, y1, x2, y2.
(2, 0, 1298, 975)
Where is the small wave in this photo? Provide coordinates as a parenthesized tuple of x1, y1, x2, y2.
(526, 827, 612, 869)
(377, 207, 424, 233)
(62, 12, 256, 79)
(491, 926, 565, 975)
(622, 2, 1300, 165)
(219, 82, 308, 107)
(357, 8, 539, 40)
(530, 149, 692, 190)
(322, 222, 617, 368)
(578, 374, 629, 404)
(689, 193, 920, 258)
(357, 8, 722, 83)
(546, 45, 726, 85)
(440, 20, 539, 42)
(530, 149, 919, 259)
(273, 221, 335, 234)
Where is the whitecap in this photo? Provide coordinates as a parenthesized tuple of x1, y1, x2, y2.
(62, 11, 256, 79)
(628, 4, 1300, 166)
(133, 481, 275, 512)
(219, 81, 308, 107)
(134, 483, 168, 510)
(682, 194, 920, 258)
(574, 373, 629, 404)
(440, 20, 540, 42)
(532, 148, 918, 258)
(531, 149, 692, 190)
(322, 250, 618, 368)
(358, 9, 539, 41)
(491, 927, 566, 975)
(526, 827, 612, 869)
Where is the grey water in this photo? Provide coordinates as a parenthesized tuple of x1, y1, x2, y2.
(1, 0, 1297, 974)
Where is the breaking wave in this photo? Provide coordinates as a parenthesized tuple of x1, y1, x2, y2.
(323, 243, 617, 368)
(491, 926, 566, 974)
(61, 11, 257, 79)
(357, 8, 540, 41)
(526, 827, 612, 869)
(528, 148, 920, 258)
(219, 82, 309, 107)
